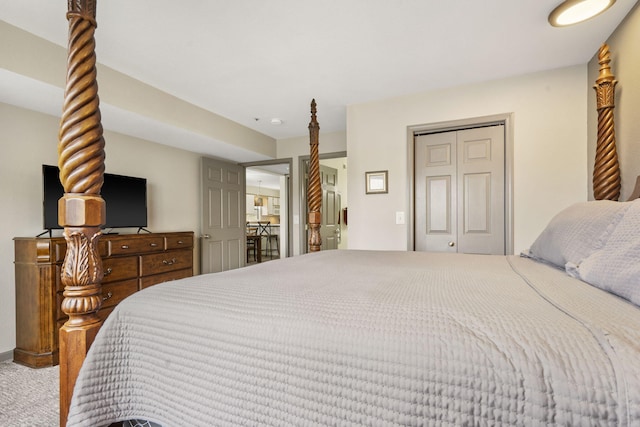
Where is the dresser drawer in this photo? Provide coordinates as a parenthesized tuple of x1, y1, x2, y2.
(100, 279, 139, 310)
(140, 268, 192, 290)
(165, 234, 193, 250)
(140, 249, 192, 276)
(53, 239, 109, 263)
(108, 236, 164, 256)
(97, 306, 116, 323)
(55, 278, 138, 320)
(102, 255, 139, 283)
(54, 255, 138, 292)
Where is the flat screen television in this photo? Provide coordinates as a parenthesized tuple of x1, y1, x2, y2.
(43, 165, 148, 231)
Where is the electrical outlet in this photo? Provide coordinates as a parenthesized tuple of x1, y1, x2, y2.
(395, 211, 405, 225)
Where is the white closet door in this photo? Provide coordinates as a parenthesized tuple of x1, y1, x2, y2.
(415, 131, 458, 253)
(415, 125, 505, 255)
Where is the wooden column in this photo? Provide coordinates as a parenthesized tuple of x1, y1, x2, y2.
(58, 0, 106, 425)
(593, 43, 620, 201)
(307, 99, 322, 252)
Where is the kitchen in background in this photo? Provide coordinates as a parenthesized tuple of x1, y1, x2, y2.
(246, 164, 289, 259)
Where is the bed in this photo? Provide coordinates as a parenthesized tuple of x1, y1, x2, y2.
(56, 2, 640, 426)
(67, 244, 640, 426)
(64, 200, 640, 426)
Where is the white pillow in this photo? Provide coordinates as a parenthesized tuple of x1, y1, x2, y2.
(575, 199, 640, 306)
(525, 200, 630, 269)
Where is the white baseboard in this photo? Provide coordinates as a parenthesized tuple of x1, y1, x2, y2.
(0, 350, 13, 362)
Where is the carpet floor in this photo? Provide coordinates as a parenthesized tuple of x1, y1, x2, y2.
(0, 360, 58, 426)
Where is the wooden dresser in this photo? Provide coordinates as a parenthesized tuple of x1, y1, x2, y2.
(13, 231, 194, 368)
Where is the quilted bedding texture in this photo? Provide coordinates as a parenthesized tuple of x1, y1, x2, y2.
(66, 250, 640, 426)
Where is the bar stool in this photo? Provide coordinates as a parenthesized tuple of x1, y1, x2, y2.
(257, 221, 279, 259)
(246, 223, 259, 263)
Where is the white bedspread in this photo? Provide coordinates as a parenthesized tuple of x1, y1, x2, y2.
(66, 250, 640, 426)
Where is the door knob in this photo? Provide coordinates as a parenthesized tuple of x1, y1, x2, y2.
(448, 241, 455, 247)
(202, 234, 211, 239)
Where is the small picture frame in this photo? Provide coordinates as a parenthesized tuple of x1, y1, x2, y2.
(365, 170, 388, 194)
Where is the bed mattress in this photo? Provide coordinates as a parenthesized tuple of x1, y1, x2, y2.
(66, 250, 640, 426)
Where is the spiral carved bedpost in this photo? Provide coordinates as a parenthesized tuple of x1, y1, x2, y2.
(593, 44, 620, 201)
(58, 0, 106, 424)
(308, 99, 322, 252)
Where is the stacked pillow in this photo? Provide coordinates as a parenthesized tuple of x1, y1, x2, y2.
(573, 200, 640, 306)
(525, 199, 640, 306)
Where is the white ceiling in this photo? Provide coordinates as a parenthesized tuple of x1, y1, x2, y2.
(1, 0, 638, 161)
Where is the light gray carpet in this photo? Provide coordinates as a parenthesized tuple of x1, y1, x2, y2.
(0, 360, 59, 426)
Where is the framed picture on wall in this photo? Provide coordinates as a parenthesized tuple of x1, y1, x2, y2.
(365, 170, 388, 194)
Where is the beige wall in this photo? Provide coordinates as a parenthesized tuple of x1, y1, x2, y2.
(0, 20, 282, 357)
(0, 102, 202, 356)
(347, 65, 589, 254)
(0, 20, 277, 161)
(588, 2, 640, 201)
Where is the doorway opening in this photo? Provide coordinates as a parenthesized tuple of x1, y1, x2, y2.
(299, 151, 348, 254)
(243, 159, 293, 263)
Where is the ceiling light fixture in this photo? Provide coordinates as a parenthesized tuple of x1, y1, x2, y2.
(270, 118, 283, 125)
(548, 0, 616, 27)
(254, 180, 263, 207)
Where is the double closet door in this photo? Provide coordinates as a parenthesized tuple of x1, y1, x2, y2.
(415, 125, 505, 255)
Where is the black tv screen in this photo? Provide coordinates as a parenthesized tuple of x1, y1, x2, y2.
(43, 165, 148, 230)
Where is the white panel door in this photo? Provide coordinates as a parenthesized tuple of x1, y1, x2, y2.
(201, 157, 245, 273)
(457, 126, 505, 254)
(320, 164, 339, 250)
(415, 132, 457, 252)
(415, 125, 505, 254)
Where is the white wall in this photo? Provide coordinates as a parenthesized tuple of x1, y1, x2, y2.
(347, 65, 589, 254)
(0, 102, 202, 357)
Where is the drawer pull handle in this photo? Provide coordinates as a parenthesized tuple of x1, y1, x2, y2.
(121, 245, 129, 249)
(150, 243, 158, 247)
(104, 267, 113, 276)
(102, 291, 113, 301)
(163, 258, 177, 266)
(177, 240, 184, 245)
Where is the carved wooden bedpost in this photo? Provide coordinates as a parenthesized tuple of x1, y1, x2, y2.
(308, 99, 322, 252)
(58, 0, 106, 424)
(593, 43, 620, 201)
